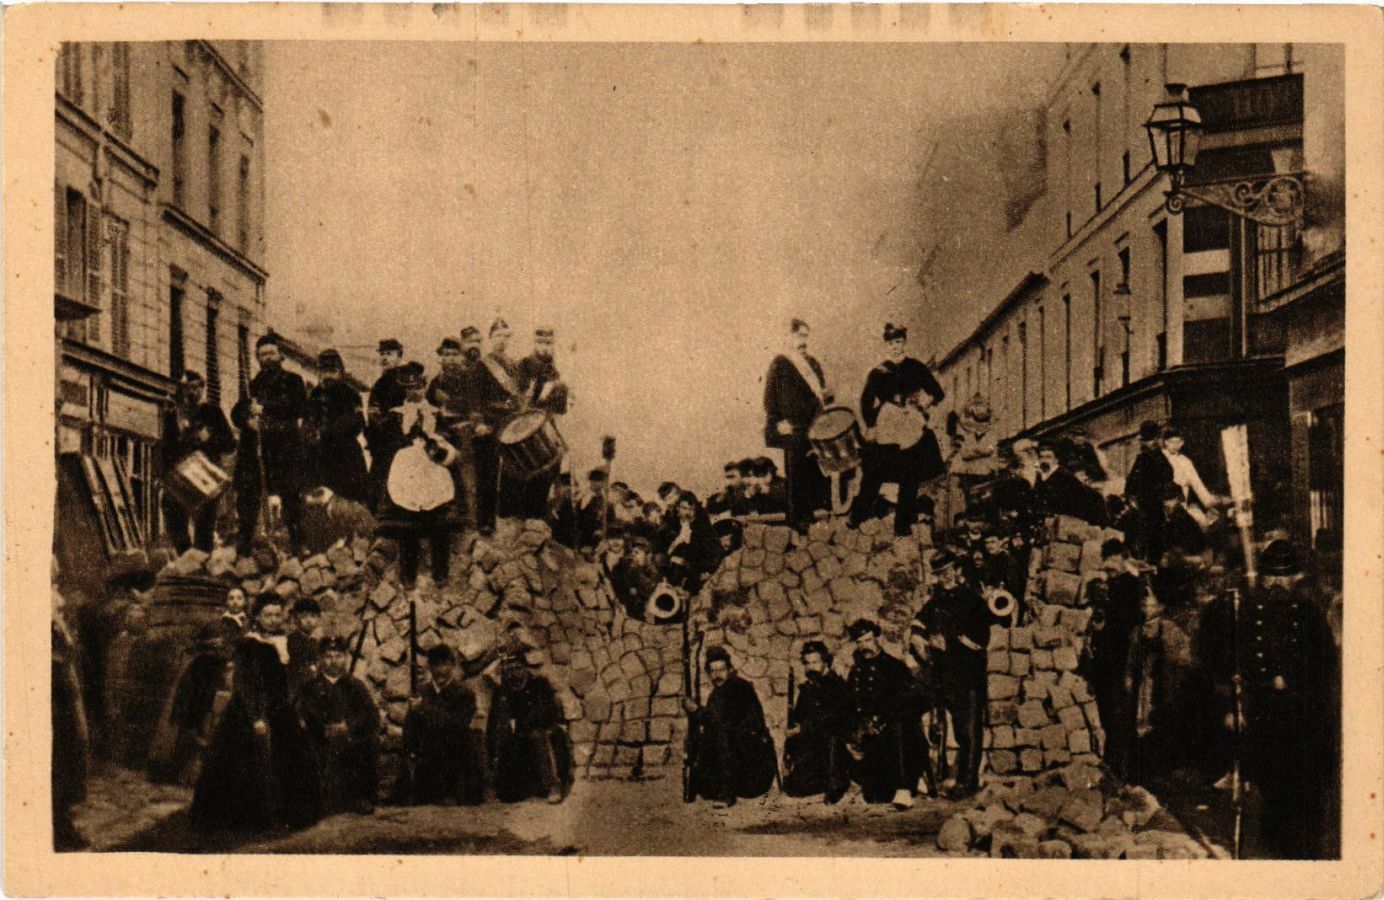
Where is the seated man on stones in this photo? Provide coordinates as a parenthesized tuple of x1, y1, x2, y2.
(296, 635, 381, 815)
(783, 640, 852, 804)
(682, 646, 778, 809)
(398, 644, 483, 805)
(487, 653, 572, 804)
(611, 535, 662, 621)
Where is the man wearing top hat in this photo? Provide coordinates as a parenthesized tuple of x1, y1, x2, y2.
(161, 370, 238, 553)
(366, 338, 409, 510)
(508, 326, 570, 521)
(249, 333, 310, 553)
(849, 324, 947, 537)
(764, 318, 832, 531)
(1123, 420, 1174, 561)
(428, 336, 480, 532)
(305, 349, 369, 505)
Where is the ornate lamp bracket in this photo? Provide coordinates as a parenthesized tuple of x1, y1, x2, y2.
(1164, 172, 1307, 227)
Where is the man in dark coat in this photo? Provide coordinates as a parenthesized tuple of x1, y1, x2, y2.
(229, 399, 263, 556)
(1231, 540, 1339, 859)
(611, 536, 661, 620)
(977, 529, 1026, 600)
(575, 468, 609, 551)
(509, 327, 570, 520)
(428, 336, 481, 532)
(399, 645, 483, 805)
(1033, 442, 1093, 523)
(305, 349, 369, 504)
(296, 636, 380, 815)
(1123, 420, 1174, 560)
(846, 617, 926, 807)
(682, 646, 777, 808)
(52, 604, 90, 850)
(849, 324, 946, 537)
(783, 640, 852, 804)
(467, 321, 523, 533)
(658, 492, 722, 593)
(365, 338, 408, 510)
(190, 594, 322, 832)
(249, 334, 309, 553)
(153, 622, 231, 786)
(286, 598, 322, 695)
(926, 551, 991, 798)
(487, 654, 572, 804)
(1088, 539, 1146, 776)
(161, 370, 237, 553)
(764, 318, 831, 530)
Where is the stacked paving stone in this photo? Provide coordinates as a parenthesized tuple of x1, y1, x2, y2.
(690, 516, 932, 739)
(1027, 514, 1128, 608)
(935, 761, 1209, 859)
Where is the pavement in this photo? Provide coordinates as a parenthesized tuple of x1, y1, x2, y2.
(81, 768, 964, 857)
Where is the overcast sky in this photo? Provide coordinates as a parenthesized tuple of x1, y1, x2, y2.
(264, 41, 1064, 496)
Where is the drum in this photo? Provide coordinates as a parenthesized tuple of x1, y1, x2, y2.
(499, 411, 567, 480)
(165, 450, 232, 512)
(386, 442, 456, 513)
(808, 407, 863, 476)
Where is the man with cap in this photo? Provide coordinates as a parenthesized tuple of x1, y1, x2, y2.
(399, 644, 483, 806)
(846, 617, 927, 807)
(574, 468, 609, 551)
(161, 370, 237, 553)
(783, 640, 853, 804)
(682, 646, 777, 808)
(464, 320, 525, 531)
(1033, 441, 1092, 523)
(500, 327, 569, 521)
(923, 549, 991, 798)
(611, 534, 661, 620)
(249, 334, 310, 553)
(1219, 540, 1338, 858)
(764, 318, 832, 531)
(1124, 420, 1175, 560)
(286, 596, 323, 695)
(305, 349, 369, 504)
(428, 336, 480, 532)
(366, 338, 408, 509)
(296, 634, 381, 815)
(487, 652, 572, 804)
(850, 323, 947, 537)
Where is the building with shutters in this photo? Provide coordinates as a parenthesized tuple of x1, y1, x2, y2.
(54, 40, 269, 572)
(925, 43, 1344, 545)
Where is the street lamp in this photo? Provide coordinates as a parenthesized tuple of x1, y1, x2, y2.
(1144, 83, 1305, 226)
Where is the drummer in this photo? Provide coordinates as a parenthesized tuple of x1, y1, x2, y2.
(763, 318, 832, 530)
(465, 321, 521, 534)
(511, 327, 570, 521)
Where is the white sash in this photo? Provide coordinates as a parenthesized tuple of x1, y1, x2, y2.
(482, 354, 520, 400)
(787, 352, 827, 405)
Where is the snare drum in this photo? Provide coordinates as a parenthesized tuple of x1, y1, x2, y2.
(165, 450, 232, 512)
(808, 407, 863, 476)
(498, 411, 567, 480)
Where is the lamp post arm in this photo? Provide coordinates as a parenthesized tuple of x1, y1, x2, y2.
(1164, 172, 1306, 226)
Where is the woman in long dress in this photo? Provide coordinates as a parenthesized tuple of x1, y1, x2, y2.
(190, 594, 321, 832)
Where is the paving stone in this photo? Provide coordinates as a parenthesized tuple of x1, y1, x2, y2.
(937, 815, 973, 852)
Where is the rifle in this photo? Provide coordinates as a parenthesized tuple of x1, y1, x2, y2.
(681, 618, 703, 803)
(1220, 424, 1256, 861)
(784, 666, 797, 772)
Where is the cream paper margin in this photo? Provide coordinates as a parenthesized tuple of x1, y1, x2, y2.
(4, 4, 1381, 897)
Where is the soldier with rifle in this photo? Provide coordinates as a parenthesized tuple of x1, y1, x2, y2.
(296, 636, 381, 815)
(681, 646, 777, 809)
(782, 640, 852, 804)
(396, 644, 483, 806)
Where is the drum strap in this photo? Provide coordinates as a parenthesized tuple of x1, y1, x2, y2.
(482, 355, 520, 401)
(788, 352, 827, 405)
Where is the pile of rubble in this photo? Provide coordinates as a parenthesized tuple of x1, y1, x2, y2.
(1026, 514, 1127, 608)
(935, 761, 1209, 859)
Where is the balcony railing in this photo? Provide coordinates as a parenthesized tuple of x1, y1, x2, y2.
(1190, 73, 1303, 134)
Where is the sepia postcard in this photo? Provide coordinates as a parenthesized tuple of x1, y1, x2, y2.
(4, 3, 1382, 897)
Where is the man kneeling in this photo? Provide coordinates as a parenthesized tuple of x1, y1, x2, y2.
(296, 636, 381, 815)
(487, 654, 572, 804)
(783, 640, 852, 804)
(399, 645, 484, 806)
(683, 646, 777, 808)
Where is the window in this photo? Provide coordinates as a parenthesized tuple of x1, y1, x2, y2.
(169, 281, 186, 379)
(237, 323, 251, 399)
(1091, 82, 1102, 212)
(1091, 270, 1103, 397)
(205, 292, 222, 404)
(172, 92, 187, 206)
(1308, 403, 1344, 545)
(1037, 306, 1047, 419)
(237, 156, 251, 252)
(1254, 220, 1300, 300)
(1094, 182, 1102, 212)
(208, 125, 222, 235)
(57, 188, 101, 316)
(57, 43, 83, 106)
(1120, 46, 1132, 184)
(1018, 322, 1028, 429)
(1117, 246, 1132, 386)
(107, 215, 131, 358)
(1062, 118, 1072, 237)
(1154, 221, 1169, 370)
(1062, 294, 1072, 411)
(110, 42, 132, 138)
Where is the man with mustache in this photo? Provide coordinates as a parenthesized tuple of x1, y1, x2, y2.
(467, 320, 523, 533)
(428, 335, 480, 532)
(764, 318, 832, 531)
(365, 338, 408, 511)
(510, 326, 570, 521)
(305, 349, 369, 505)
(783, 640, 852, 804)
(249, 334, 309, 554)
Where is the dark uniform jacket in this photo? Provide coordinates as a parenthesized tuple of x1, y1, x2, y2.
(847, 648, 915, 727)
(306, 379, 369, 501)
(296, 671, 380, 813)
(1034, 466, 1091, 522)
(783, 669, 852, 799)
(488, 673, 572, 802)
(859, 357, 946, 479)
(515, 354, 568, 415)
(162, 402, 237, 472)
(690, 675, 777, 802)
(366, 366, 409, 478)
(402, 677, 482, 805)
(232, 426, 262, 494)
(472, 352, 523, 430)
(764, 352, 827, 448)
(1124, 445, 1174, 512)
(249, 365, 309, 495)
